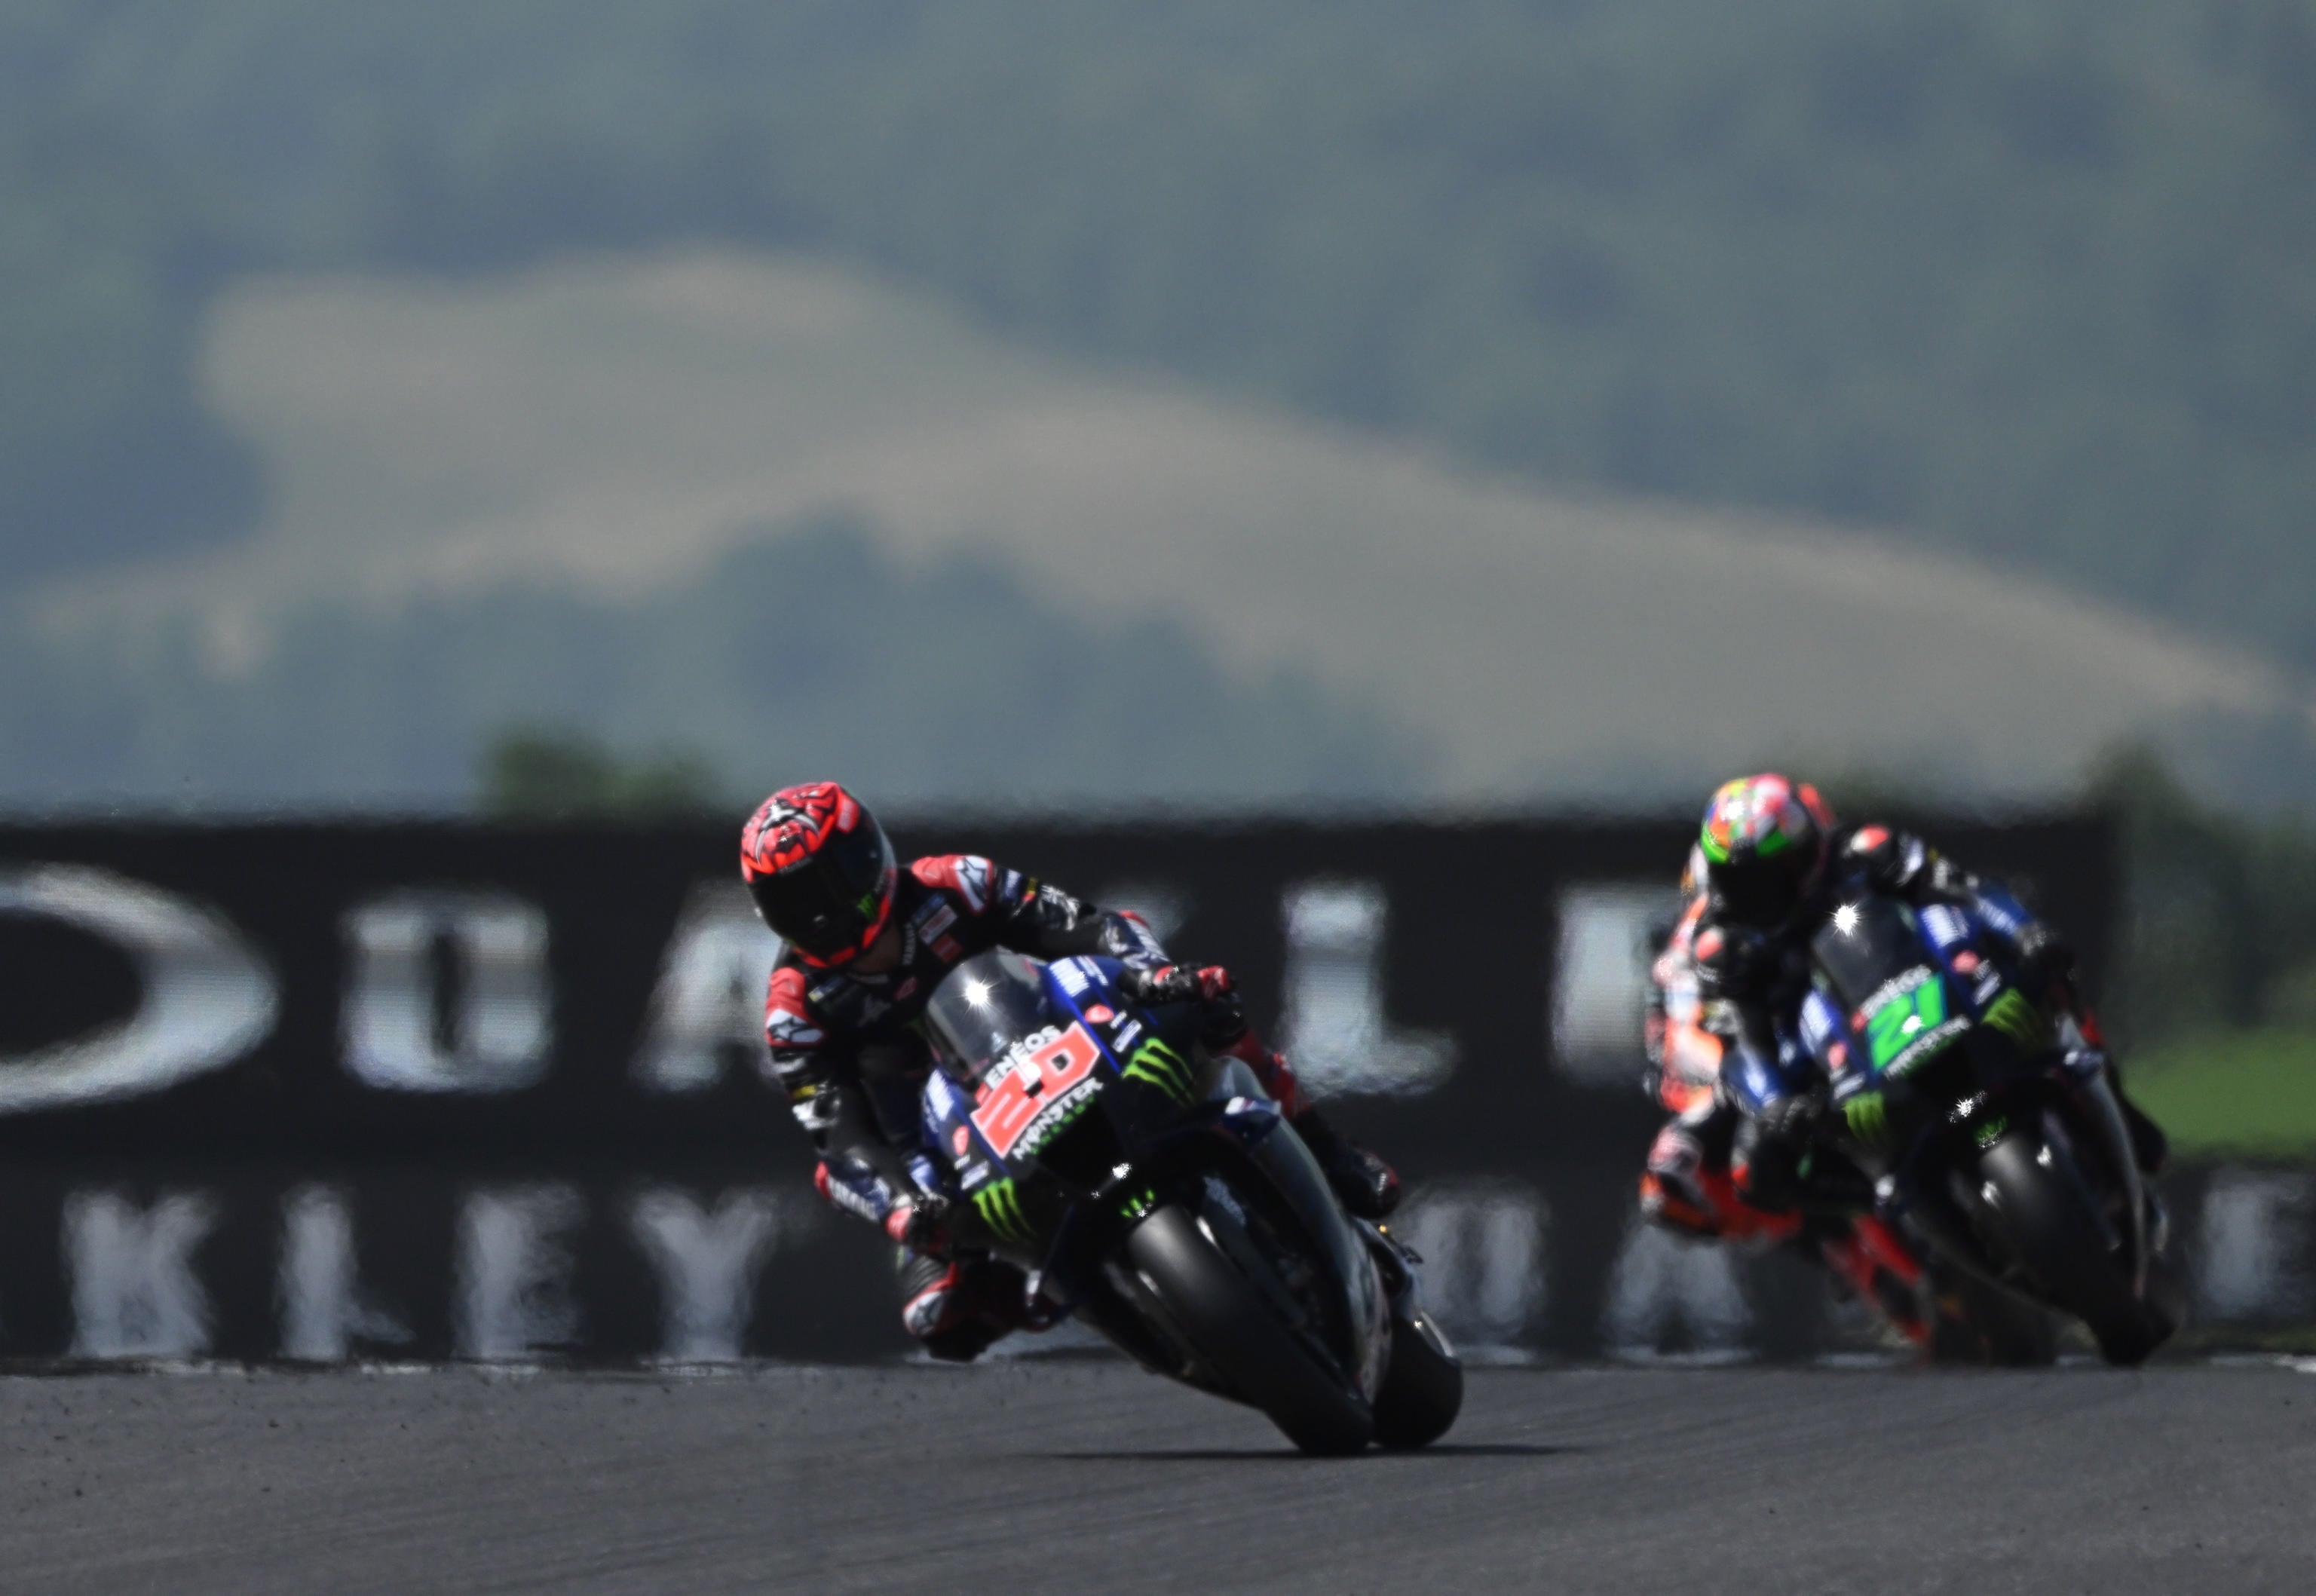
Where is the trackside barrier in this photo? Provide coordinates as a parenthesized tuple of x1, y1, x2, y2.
(11, 814, 2278, 1365)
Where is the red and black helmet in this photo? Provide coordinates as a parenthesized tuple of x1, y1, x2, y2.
(740, 782, 899, 966)
(1696, 773, 1836, 930)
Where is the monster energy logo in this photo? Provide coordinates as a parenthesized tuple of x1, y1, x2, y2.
(1981, 988, 2051, 1052)
(973, 1178, 1033, 1244)
(1122, 1037, 1196, 1104)
(1844, 1089, 1892, 1150)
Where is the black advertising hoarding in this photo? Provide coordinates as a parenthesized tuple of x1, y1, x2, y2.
(11, 810, 2274, 1369)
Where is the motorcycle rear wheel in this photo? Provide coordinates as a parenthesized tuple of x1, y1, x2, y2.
(1126, 1204, 1374, 1455)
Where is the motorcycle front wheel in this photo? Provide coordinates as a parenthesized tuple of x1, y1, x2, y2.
(1126, 1204, 1374, 1455)
(1976, 1132, 2165, 1366)
(1371, 1303, 1462, 1448)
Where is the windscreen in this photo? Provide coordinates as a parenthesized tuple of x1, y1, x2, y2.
(922, 950, 1058, 1081)
(1809, 896, 1934, 1012)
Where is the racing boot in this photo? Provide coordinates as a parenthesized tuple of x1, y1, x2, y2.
(898, 1252, 1056, 1363)
(1291, 1107, 1402, 1221)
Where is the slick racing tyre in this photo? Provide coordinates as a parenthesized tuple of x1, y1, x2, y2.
(1126, 1205, 1373, 1455)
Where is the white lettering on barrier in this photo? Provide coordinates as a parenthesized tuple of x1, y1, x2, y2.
(1095, 883, 1191, 945)
(1279, 881, 1456, 1096)
(2197, 1170, 2314, 1321)
(342, 891, 551, 1093)
(0, 866, 277, 1114)
(277, 1184, 412, 1360)
(1393, 1181, 1548, 1355)
(1552, 883, 1681, 1086)
(65, 1189, 217, 1359)
(628, 1189, 784, 1361)
(455, 1185, 583, 1359)
(633, 882, 784, 1093)
(1601, 1218, 1752, 1361)
(20, 1163, 2316, 1362)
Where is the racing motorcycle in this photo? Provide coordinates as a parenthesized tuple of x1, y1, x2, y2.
(915, 949, 1462, 1454)
(1804, 894, 2180, 1365)
(1647, 914, 2056, 1363)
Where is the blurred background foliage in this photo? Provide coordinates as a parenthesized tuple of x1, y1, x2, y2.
(1782, 751, 2316, 1151)
(5, 0, 2314, 1134)
(2080, 749, 2316, 1154)
(478, 727, 724, 820)
(0, 514, 1415, 813)
(4, 0, 2315, 668)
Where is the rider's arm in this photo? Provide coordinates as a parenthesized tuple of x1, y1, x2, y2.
(915, 853, 1168, 966)
(1843, 826, 2061, 979)
(762, 965, 914, 1229)
(1717, 999, 1804, 1117)
(1715, 988, 1836, 1209)
(1695, 917, 1816, 1118)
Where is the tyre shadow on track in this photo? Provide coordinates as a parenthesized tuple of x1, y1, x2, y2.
(1040, 1442, 1581, 1462)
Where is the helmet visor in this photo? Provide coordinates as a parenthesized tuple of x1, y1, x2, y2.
(1711, 856, 1805, 930)
(751, 819, 896, 958)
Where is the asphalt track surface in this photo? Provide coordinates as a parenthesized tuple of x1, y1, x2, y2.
(0, 1362, 2308, 1596)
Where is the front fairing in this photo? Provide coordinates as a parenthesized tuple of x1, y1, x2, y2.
(1809, 896, 2026, 1163)
(919, 951, 1392, 1395)
(1806, 899, 2154, 1297)
(919, 953, 1220, 1254)
(1179, 1093, 1392, 1403)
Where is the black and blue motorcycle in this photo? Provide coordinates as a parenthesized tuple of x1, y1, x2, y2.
(1806, 895, 2182, 1365)
(914, 949, 1462, 1453)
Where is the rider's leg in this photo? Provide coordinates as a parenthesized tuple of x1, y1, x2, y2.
(897, 1251, 1051, 1362)
(1647, 1100, 1803, 1242)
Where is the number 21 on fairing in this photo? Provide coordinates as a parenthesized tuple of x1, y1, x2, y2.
(970, 1025, 1102, 1157)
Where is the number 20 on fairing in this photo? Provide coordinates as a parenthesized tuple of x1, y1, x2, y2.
(970, 1025, 1102, 1157)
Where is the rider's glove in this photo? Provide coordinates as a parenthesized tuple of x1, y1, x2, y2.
(1122, 963, 1248, 1048)
(884, 1193, 954, 1258)
(1757, 1089, 1821, 1145)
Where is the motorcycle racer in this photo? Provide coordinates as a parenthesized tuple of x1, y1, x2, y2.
(1686, 773, 2167, 1219)
(1637, 847, 1947, 1349)
(741, 780, 1401, 1361)
(1637, 848, 1802, 1242)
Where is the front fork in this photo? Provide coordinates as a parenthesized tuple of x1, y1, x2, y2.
(2045, 1006, 2150, 1293)
(2063, 1066, 2149, 1296)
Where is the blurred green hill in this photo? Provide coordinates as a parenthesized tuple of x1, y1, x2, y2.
(7, 0, 2316, 682)
(0, 514, 1416, 813)
(35, 248, 2302, 812)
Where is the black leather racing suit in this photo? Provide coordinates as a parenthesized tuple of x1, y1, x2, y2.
(763, 853, 1169, 1230)
(764, 851, 1353, 1359)
(1696, 824, 2146, 1210)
